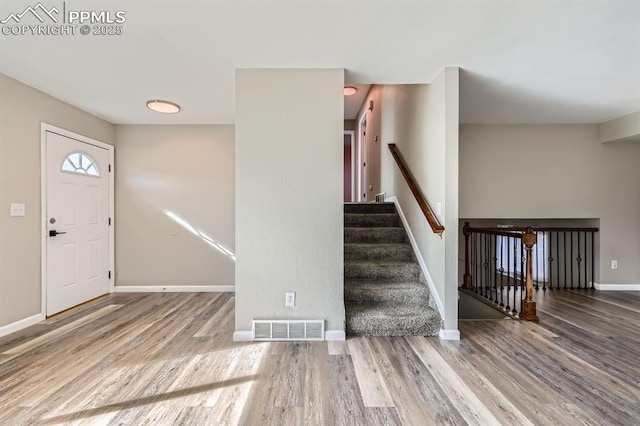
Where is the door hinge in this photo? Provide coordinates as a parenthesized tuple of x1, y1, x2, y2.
(109, 164, 111, 172)
(108, 270, 112, 279)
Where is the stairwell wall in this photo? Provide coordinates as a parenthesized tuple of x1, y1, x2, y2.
(378, 68, 460, 335)
(235, 69, 345, 337)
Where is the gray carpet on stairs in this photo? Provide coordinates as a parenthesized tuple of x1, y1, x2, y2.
(344, 202, 442, 336)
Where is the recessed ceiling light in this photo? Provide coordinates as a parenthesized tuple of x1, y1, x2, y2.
(344, 86, 358, 96)
(146, 99, 180, 114)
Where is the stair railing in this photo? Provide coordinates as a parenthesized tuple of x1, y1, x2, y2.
(388, 144, 444, 235)
(461, 222, 599, 321)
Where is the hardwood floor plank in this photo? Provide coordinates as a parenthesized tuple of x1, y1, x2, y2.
(347, 336, 395, 408)
(406, 336, 514, 426)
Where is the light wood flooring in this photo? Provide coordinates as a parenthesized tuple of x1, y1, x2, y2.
(0, 289, 638, 425)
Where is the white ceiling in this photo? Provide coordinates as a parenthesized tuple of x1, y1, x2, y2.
(0, 0, 638, 125)
(344, 85, 370, 120)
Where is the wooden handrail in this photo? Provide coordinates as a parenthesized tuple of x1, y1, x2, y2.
(388, 144, 445, 235)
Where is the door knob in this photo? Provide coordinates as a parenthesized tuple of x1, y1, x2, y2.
(49, 230, 67, 237)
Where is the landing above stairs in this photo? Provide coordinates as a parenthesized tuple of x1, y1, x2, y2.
(344, 203, 441, 336)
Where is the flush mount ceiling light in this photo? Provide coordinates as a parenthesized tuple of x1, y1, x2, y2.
(146, 99, 180, 114)
(343, 86, 358, 96)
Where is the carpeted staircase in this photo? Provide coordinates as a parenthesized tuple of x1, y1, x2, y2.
(344, 202, 442, 336)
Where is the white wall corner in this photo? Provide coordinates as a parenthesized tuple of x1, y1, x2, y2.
(0, 313, 45, 338)
(114, 285, 235, 293)
(386, 196, 445, 318)
(233, 331, 254, 342)
(593, 283, 640, 291)
(439, 329, 460, 341)
(324, 330, 346, 341)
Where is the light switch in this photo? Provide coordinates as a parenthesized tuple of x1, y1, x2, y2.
(10, 203, 25, 217)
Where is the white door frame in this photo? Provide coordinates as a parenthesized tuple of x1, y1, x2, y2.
(344, 130, 356, 202)
(357, 113, 367, 202)
(40, 123, 115, 316)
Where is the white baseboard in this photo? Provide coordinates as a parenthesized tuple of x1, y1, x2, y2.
(439, 329, 460, 341)
(0, 313, 45, 338)
(115, 285, 235, 293)
(386, 196, 445, 318)
(324, 330, 346, 341)
(233, 331, 254, 342)
(594, 283, 640, 291)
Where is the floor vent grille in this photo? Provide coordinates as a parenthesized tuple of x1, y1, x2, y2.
(252, 320, 324, 341)
(375, 192, 387, 202)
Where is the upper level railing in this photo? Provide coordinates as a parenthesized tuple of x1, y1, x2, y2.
(461, 223, 599, 321)
(388, 144, 444, 235)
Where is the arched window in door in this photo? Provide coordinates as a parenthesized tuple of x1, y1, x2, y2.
(61, 152, 99, 176)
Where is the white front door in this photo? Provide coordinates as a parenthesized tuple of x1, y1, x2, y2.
(46, 131, 110, 315)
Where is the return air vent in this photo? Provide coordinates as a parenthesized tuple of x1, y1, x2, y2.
(252, 320, 324, 341)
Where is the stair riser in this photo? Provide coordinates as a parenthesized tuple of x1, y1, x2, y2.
(346, 316, 440, 336)
(345, 228, 406, 244)
(344, 203, 396, 214)
(345, 288, 427, 304)
(344, 214, 400, 228)
(344, 244, 413, 262)
(344, 263, 420, 281)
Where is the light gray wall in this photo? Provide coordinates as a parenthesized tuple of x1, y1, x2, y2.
(0, 73, 114, 328)
(378, 68, 460, 332)
(355, 85, 383, 201)
(235, 69, 345, 333)
(113, 125, 235, 287)
(460, 124, 640, 285)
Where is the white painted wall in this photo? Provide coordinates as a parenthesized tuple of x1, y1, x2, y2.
(113, 125, 235, 288)
(235, 69, 345, 334)
(378, 68, 460, 332)
(460, 124, 640, 285)
(0, 73, 114, 328)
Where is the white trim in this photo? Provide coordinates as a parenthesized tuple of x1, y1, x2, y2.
(594, 283, 640, 291)
(233, 331, 254, 342)
(439, 329, 460, 341)
(0, 313, 45, 338)
(41, 123, 116, 318)
(114, 285, 235, 293)
(324, 330, 346, 341)
(386, 196, 445, 318)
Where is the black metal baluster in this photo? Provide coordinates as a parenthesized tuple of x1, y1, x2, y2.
(583, 231, 587, 289)
(570, 231, 574, 289)
(590, 231, 595, 290)
(577, 231, 583, 289)
(533, 231, 540, 290)
(548, 231, 554, 290)
(542, 231, 547, 291)
(563, 231, 567, 289)
(491, 235, 498, 305)
(512, 236, 518, 315)
(505, 236, 511, 312)
(473, 232, 477, 293)
(499, 235, 504, 308)
(484, 234, 490, 299)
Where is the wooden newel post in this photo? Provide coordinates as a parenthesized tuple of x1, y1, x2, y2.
(519, 227, 539, 321)
(462, 222, 472, 290)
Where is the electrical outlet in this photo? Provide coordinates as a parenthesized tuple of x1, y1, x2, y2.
(285, 292, 295, 307)
(611, 260, 618, 270)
